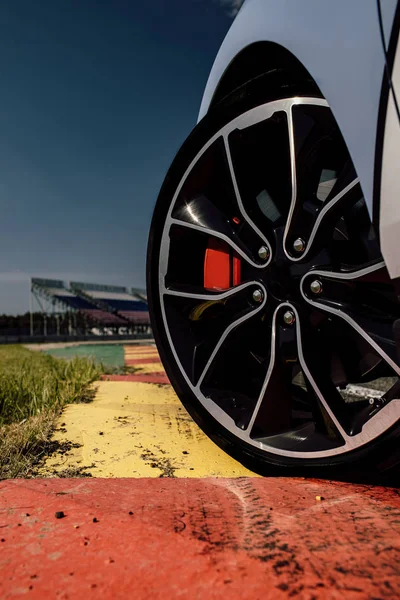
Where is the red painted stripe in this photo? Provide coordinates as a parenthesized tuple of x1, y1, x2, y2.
(101, 373, 169, 384)
(125, 357, 162, 365)
(1, 478, 400, 599)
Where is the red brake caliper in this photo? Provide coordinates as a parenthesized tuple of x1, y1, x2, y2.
(204, 237, 241, 290)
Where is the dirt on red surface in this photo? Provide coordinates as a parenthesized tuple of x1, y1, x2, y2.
(1, 477, 400, 599)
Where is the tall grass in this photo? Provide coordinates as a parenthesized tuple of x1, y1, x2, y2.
(0, 345, 103, 478)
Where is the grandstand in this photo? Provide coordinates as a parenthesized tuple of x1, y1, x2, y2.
(70, 282, 149, 325)
(131, 288, 147, 302)
(29, 278, 150, 338)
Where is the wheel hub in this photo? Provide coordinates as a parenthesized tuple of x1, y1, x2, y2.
(258, 228, 323, 307)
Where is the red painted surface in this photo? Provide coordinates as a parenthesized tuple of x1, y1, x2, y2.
(125, 357, 162, 365)
(1, 478, 400, 599)
(101, 373, 169, 384)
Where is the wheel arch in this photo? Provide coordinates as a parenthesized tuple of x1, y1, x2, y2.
(208, 41, 321, 110)
(197, 0, 399, 221)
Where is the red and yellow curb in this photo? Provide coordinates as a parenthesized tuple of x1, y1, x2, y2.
(101, 344, 169, 384)
(4, 342, 400, 597)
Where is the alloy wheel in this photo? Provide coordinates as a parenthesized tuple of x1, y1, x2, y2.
(153, 97, 400, 460)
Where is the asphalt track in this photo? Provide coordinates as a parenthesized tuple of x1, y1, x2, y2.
(1, 344, 400, 598)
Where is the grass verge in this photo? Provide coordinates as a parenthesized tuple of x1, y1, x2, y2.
(0, 345, 103, 479)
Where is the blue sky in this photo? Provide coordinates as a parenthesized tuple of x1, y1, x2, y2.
(0, 0, 239, 314)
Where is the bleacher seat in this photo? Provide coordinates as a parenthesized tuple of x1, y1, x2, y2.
(30, 278, 149, 330)
(70, 285, 150, 325)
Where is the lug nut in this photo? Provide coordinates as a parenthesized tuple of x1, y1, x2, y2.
(293, 238, 306, 253)
(310, 280, 323, 295)
(258, 246, 270, 261)
(283, 310, 295, 326)
(252, 289, 264, 303)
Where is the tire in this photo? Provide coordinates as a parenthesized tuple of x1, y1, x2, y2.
(147, 74, 400, 480)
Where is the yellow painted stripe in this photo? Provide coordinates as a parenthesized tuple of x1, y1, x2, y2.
(124, 344, 156, 348)
(133, 363, 165, 374)
(124, 347, 157, 353)
(124, 345, 156, 351)
(124, 344, 162, 371)
(124, 351, 160, 357)
(40, 381, 258, 478)
(125, 354, 159, 360)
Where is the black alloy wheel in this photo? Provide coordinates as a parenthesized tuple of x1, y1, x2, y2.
(147, 77, 400, 478)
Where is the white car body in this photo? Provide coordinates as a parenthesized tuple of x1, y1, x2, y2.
(199, 0, 400, 283)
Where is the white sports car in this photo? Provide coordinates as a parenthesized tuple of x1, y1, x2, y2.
(147, 0, 400, 477)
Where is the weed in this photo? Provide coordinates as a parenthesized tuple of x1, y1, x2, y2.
(0, 346, 102, 478)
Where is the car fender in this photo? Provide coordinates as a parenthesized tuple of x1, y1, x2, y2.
(199, 0, 399, 275)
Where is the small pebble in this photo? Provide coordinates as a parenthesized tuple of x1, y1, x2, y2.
(55, 511, 65, 519)
(315, 496, 324, 501)
(93, 517, 99, 523)
(128, 511, 133, 516)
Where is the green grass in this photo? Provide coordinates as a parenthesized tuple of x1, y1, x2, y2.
(0, 345, 103, 479)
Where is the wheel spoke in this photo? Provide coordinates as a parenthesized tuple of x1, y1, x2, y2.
(293, 307, 351, 441)
(168, 134, 272, 269)
(163, 281, 260, 301)
(247, 305, 350, 442)
(284, 177, 361, 261)
(163, 282, 267, 386)
(295, 316, 353, 440)
(226, 106, 294, 245)
(247, 306, 293, 436)
(198, 308, 273, 430)
(301, 262, 400, 375)
(169, 214, 264, 270)
(223, 136, 272, 261)
(283, 102, 362, 261)
(194, 285, 267, 389)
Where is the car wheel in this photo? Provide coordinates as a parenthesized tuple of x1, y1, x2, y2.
(147, 76, 400, 479)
